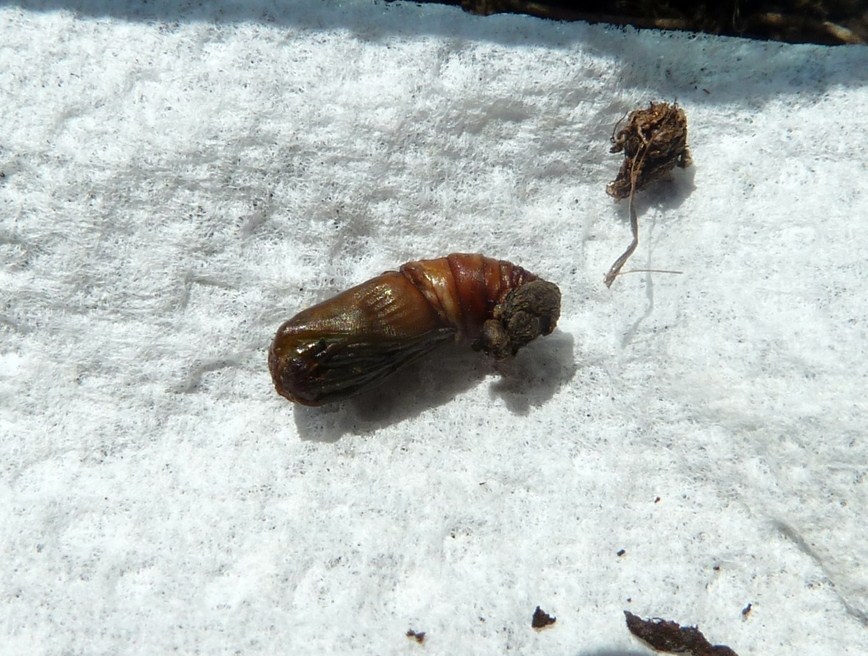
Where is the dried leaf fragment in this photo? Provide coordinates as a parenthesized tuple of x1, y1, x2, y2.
(624, 611, 739, 656)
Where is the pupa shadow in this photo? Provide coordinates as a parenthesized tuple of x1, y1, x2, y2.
(291, 329, 575, 442)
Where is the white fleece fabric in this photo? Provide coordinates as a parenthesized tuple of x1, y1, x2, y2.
(1, 2, 867, 654)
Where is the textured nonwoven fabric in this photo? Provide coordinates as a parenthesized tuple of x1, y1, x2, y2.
(1, 3, 866, 655)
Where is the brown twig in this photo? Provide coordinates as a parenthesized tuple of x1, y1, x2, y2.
(456, 1, 866, 45)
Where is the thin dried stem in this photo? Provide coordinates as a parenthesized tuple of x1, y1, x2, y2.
(603, 189, 638, 286)
(618, 268, 684, 276)
(604, 134, 653, 288)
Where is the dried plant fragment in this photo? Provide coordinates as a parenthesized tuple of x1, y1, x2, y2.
(607, 102, 691, 200)
(604, 102, 691, 287)
(624, 611, 739, 656)
(532, 606, 557, 629)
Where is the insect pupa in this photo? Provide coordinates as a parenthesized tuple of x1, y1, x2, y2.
(268, 253, 561, 405)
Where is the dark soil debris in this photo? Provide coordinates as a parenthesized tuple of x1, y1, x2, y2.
(406, 629, 426, 644)
(624, 611, 739, 656)
(532, 606, 557, 629)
